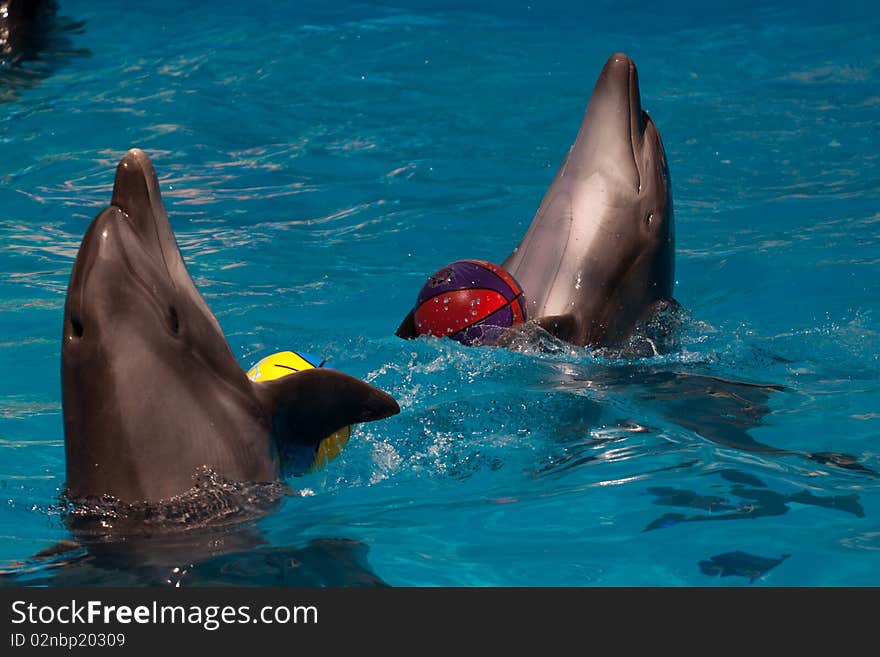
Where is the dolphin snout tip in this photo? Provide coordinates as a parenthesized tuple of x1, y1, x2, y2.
(593, 52, 642, 123)
(601, 52, 636, 80)
(114, 149, 153, 195)
(118, 148, 150, 172)
(112, 147, 161, 213)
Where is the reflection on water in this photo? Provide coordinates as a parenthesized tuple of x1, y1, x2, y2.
(3, 533, 387, 587)
(0, 1, 88, 102)
(1, 470, 386, 587)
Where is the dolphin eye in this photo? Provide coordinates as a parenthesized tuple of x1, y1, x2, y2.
(645, 212, 654, 227)
(70, 315, 84, 338)
(168, 306, 180, 335)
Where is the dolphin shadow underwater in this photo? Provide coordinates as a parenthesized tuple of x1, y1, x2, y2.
(397, 53, 872, 476)
(0, 0, 88, 100)
(2, 508, 389, 587)
(3, 148, 400, 586)
(2, 532, 389, 587)
(2, 490, 388, 587)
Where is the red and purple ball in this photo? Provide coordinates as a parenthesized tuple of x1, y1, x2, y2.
(413, 260, 527, 346)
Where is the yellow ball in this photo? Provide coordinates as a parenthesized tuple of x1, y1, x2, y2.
(247, 350, 351, 472)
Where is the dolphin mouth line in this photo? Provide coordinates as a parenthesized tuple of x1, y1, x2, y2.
(113, 195, 178, 294)
(128, 206, 174, 279)
(126, 257, 176, 333)
(73, 205, 178, 338)
(115, 207, 180, 331)
(624, 58, 643, 195)
(110, 149, 180, 293)
(70, 233, 99, 338)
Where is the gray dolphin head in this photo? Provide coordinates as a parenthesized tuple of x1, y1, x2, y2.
(502, 52, 675, 346)
(62, 149, 399, 503)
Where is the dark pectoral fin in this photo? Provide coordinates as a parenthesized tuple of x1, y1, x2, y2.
(395, 308, 417, 339)
(534, 314, 578, 341)
(254, 369, 400, 447)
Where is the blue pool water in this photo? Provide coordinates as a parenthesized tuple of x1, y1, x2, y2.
(1, 0, 878, 586)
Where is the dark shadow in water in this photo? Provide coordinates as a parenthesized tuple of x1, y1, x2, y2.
(534, 430, 611, 474)
(1, 0, 89, 101)
(1, 532, 387, 587)
(626, 371, 787, 454)
(643, 470, 865, 532)
(508, 314, 874, 478)
(0, 473, 387, 587)
(552, 366, 877, 478)
(698, 551, 790, 584)
(645, 486, 740, 513)
(707, 468, 768, 488)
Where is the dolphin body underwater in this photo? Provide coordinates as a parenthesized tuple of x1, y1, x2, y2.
(62, 148, 400, 505)
(397, 52, 675, 348)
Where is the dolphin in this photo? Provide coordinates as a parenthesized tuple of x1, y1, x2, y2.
(396, 52, 675, 348)
(501, 52, 674, 346)
(62, 149, 400, 504)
